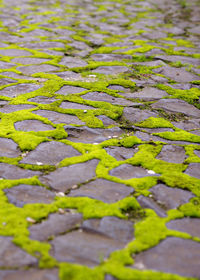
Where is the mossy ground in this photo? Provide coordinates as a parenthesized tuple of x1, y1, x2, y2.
(0, 0, 200, 279)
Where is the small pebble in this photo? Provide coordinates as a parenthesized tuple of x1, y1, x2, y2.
(147, 170, 156, 175)
(84, 110, 87, 113)
(71, 185, 78, 190)
(36, 161, 43, 165)
(58, 208, 65, 214)
(26, 217, 36, 223)
(56, 192, 65, 197)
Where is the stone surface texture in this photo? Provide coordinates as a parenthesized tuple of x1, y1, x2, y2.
(0, 0, 200, 279)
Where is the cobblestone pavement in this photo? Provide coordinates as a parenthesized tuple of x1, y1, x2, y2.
(0, 0, 200, 279)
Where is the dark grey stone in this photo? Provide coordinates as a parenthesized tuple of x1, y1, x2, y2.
(153, 66, 199, 83)
(17, 64, 59, 75)
(0, 163, 40, 180)
(60, 56, 88, 68)
(167, 218, 200, 237)
(55, 85, 86, 95)
(137, 195, 166, 217)
(97, 115, 118, 126)
(40, 159, 99, 192)
(4, 184, 55, 207)
(125, 87, 168, 101)
(28, 96, 56, 104)
(0, 236, 37, 267)
(0, 269, 59, 280)
(110, 164, 159, 179)
(15, 120, 54, 132)
(150, 184, 194, 210)
(60, 101, 95, 110)
(65, 126, 124, 143)
(20, 141, 80, 165)
(194, 150, 200, 158)
(12, 57, 50, 65)
(33, 110, 84, 125)
(29, 213, 83, 241)
(82, 216, 134, 243)
(91, 54, 132, 61)
(185, 163, 200, 179)
(0, 49, 31, 57)
(105, 146, 136, 161)
(0, 138, 20, 158)
(69, 178, 133, 203)
(133, 237, 200, 278)
(93, 66, 130, 75)
(156, 145, 186, 163)
(123, 108, 157, 124)
(0, 104, 36, 113)
(151, 99, 200, 118)
(82, 91, 135, 106)
(0, 83, 41, 98)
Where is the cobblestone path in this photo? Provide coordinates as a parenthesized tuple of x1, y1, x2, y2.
(0, 0, 200, 279)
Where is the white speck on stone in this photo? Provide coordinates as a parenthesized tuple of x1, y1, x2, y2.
(36, 161, 43, 165)
(58, 208, 65, 214)
(56, 192, 65, 197)
(147, 170, 156, 175)
(112, 135, 118, 138)
(135, 262, 145, 270)
(108, 136, 112, 139)
(84, 110, 87, 113)
(93, 143, 99, 145)
(88, 74, 96, 78)
(149, 194, 153, 198)
(26, 217, 36, 223)
(71, 185, 78, 190)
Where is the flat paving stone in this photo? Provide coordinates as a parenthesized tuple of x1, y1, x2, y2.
(68, 178, 133, 203)
(20, 141, 81, 165)
(50, 221, 129, 266)
(97, 115, 118, 126)
(61, 56, 88, 68)
(153, 66, 199, 82)
(55, 85, 86, 95)
(150, 184, 194, 210)
(0, 138, 20, 158)
(15, 120, 54, 131)
(137, 195, 166, 217)
(156, 145, 186, 163)
(0, 163, 40, 180)
(82, 216, 134, 243)
(154, 54, 200, 66)
(184, 163, 200, 179)
(0, 269, 59, 280)
(133, 237, 200, 278)
(40, 159, 99, 192)
(12, 57, 50, 65)
(0, 83, 41, 98)
(0, 104, 36, 113)
(91, 54, 132, 61)
(93, 66, 130, 75)
(0, 49, 31, 57)
(33, 110, 84, 125)
(65, 126, 124, 143)
(105, 146, 137, 161)
(82, 91, 135, 106)
(125, 87, 168, 101)
(167, 218, 200, 237)
(0, 236, 37, 267)
(29, 213, 83, 241)
(60, 101, 95, 110)
(4, 184, 55, 207)
(0, 61, 16, 69)
(151, 99, 200, 118)
(17, 64, 59, 75)
(28, 96, 56, 104)
(110, 164, 159, 179)
(123, 108, 157, 124)
(194, 149, 200, 158)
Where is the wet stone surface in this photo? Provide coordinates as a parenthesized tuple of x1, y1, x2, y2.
(0, 0, 200, 278)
